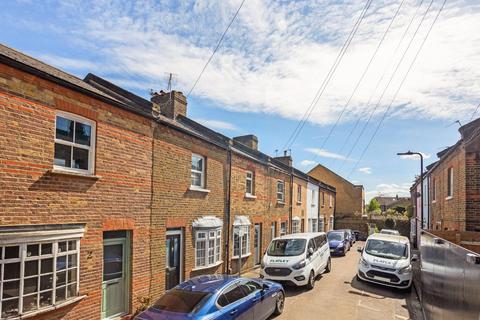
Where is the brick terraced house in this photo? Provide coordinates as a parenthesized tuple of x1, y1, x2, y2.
(0, 44, 335, 319)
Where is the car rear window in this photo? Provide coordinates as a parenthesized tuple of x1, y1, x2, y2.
(152, 289, 211, 313)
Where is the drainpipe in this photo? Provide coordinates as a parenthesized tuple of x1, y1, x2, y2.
(289, 168, 294, 233)
(224, 144, 233, 274)
(318, 186, 322, 231)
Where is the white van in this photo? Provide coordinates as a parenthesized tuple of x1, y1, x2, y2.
(260, 233, 331, 289)
(357, 233, 417, 289)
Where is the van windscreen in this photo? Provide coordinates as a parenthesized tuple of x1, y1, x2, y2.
(267, 239, 306, 256)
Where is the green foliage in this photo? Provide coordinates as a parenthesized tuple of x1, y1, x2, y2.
(393, 206, 406, 214)
(384, 217, 396, 229)
(406, 205, 414, 218)
(367, 198, 381, 213)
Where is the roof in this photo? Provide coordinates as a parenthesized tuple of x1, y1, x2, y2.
(367, 233, 409, 244)
(308, 163, 363, 189)
(176, 275, 239, 293)
(373, 196, 410, 207)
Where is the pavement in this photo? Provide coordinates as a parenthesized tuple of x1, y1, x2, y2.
(244, 242, 424, 320)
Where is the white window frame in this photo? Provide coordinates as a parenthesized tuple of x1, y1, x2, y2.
(0, 238, 81, 318)
(195, 228, 221, 268)
(54, 111, 96, 175)
(280, 222, 287, 236)
(245, 171, 254, 195)
(297, 185, 302, 204)
(191, 154, 205, 189)
(447, 167, 453, 198)
(277, 181, 285, 203)
(292, 220, 300, 233)
(233, 226, 250, 258)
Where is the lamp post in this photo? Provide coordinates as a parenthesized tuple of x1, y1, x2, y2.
(397, 151, 424, 245)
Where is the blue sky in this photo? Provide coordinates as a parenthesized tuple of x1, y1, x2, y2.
(2, 0, 479, 200)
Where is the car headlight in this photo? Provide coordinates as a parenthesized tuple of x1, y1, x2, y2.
(398, 265, 412, 274)
(360, 257, 369, 268)
(337, 242, 344, 248)
(292, 259, 306, 270)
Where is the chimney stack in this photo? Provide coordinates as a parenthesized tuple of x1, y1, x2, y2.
(233, 135, 258, 151)
(151, 90, 187, 120)
(274, 150, 293, 167)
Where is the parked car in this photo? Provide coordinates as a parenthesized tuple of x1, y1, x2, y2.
(357, 233, 417, 290)
(135, 275, 285, 320)
(337, 229, 355, 246)
(380, 229, 400, 236)
(353, 230, 367, 241)
(327, 230, 350, 256)
(260, 232, 331, 290)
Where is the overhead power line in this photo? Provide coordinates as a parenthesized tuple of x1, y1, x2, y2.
(310, 0, 406, 164)
(333, 0, 426, 167)
(337, 0, 433, 171)
(282, 0, 373, 151)
(347, 0, 447, 178)
(187, 0, 246, 97)
(470, 102, 480, 120)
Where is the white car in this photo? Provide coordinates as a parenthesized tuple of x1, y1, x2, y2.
(380, 229, 400, 235)
(357, 233, 417, 289)
(260, 233, 331, 289)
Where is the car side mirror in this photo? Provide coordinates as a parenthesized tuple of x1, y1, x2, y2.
(262, 283, 269, 291)
(411, 254, 419, 262)
(308, 247, 314, 256)
(357, 247, 363, 253)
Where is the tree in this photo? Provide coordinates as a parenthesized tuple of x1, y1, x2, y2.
(393, 206, 406, 214)
(385, 217, 396, 229)
(406, 205, 414, 218)
(367, 198, 381, 213)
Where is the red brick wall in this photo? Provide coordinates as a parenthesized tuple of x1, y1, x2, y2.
(465, 137, 480, 231)
(0, 64, 153, 319)
(429, 144, 466, 231)
(292, 177, 308, 232)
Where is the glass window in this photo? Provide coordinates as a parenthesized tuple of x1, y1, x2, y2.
(365, 239, 408, 260)
(270, 222, 276, 241)
(0, 240, 80, 318)
(297, 185, 302, 203)
(292, 220, 300, 233)
(233, 226, 250, 257)
(447, 168, 453, 197)
(221, 284, 247, 306)
(240, 280, 262, 295)
(276, 181, 285, 203)
(54, 114, 95, 174)
(195, 229, 221, 268)
(191, 154, 205, 188)
(280, 222, 287, 236)
(267, 239, 306, 256)
(153, 289, 211, 313)
(246, 171, 254, 195)
(432, 178, 436, 201)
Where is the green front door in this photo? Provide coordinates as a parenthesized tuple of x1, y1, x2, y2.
(102, 232, 129, 319)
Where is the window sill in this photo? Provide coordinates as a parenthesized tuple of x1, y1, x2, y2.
(245, 193, 257, 199)
(231, 253, 252, 260)
(445, 196, 453, 201)
(277, 201, 285, 205)
(192, 260, 223, 271)
(189, 186, 211, 193)
(296, 201, 302, 205)
(10, 295, 86, 320)
(50, 169, 100, 179)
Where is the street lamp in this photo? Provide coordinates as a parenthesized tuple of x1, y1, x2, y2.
(397, 151, 424, 245)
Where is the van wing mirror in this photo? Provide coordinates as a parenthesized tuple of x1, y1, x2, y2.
(308, 247, 314, 255)
(411, 254, 419, 262)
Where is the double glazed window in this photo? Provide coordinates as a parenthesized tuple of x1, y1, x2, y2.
(280, 222, 287, 236)
(0, 240, 79, 318)
(191, 154, 205, 188)
(447, 168, 453, 198)
(233, 226, 249, 257)
(195, 229, 221, 268)
(292, 220, 300, 234)
(245, 171, 254, 195)
(54, 113, 95, 174)
(277, 181, 285, 203)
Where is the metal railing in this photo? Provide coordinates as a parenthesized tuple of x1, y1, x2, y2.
(416, 231, 480, 320)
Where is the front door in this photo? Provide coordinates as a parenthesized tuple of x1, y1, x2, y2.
(254, 224, 262, 265)
(166, 230, 183, 290)
(102, 232, 129, 319)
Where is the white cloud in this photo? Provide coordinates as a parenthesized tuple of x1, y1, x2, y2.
(305, 147, 352, 161)
(358, 167, 372, 174)
(193, 118, 237, 131)
(34, 0, 480, 126)
(366, 182, 411, 201)
(399, 152, 431, 160)
(300, 159, 316, 167)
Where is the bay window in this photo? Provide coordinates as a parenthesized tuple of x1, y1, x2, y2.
(195, 229, 221, 268)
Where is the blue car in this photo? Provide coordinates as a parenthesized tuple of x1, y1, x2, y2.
(327, 231, 350, 256)
(135, 275, 285, 320)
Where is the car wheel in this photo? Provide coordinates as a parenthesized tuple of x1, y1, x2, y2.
(273, 290, 285, 315)
(325, 258, 331, 273)
(348, 243, 351, 251)
(306, 271, 315, 290)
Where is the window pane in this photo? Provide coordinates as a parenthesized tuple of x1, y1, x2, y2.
(41, 243, 52, 255)
(68, 254, 77, 268)
(191, 172, 202, 187)
(73, 147, 89, 170)
(56, 116, 73, 142)
(54, 143, 72, 168)
(39, 291, 52, 308)
(208, 239, 215, 264)
(2, 280, 20, 299)
(67, 283, 77, 298)
(196, 241, 206, 267)
(246, 179, 252, 193)
(23, 277, 38, 295)
(68, 241, 76, 251)
(58, 242, 67, 253)
(4, 262, 20, 279)
(68, 268, 77, 283)
(5, 246, 19, 259)
(27, 244, 39, 257)
(103, 244, 123, 281)
(224, 285, 247, 305)
(40, 274, 53, 291)
(23, 294, 38, 313)
(57, 271, 66, 287)
(75, 122, 91, 146)
(2, 299, 19, 318)
(191, 156, 203, 171)
(57, 256, 67, 271)
(25, 261, 38, 277)
(41, 258, 53, 274)
(55, 286, 66, 303)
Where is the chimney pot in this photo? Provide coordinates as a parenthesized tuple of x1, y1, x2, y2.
(233, 135, 258, 151)
(151, 90, 187, 119)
